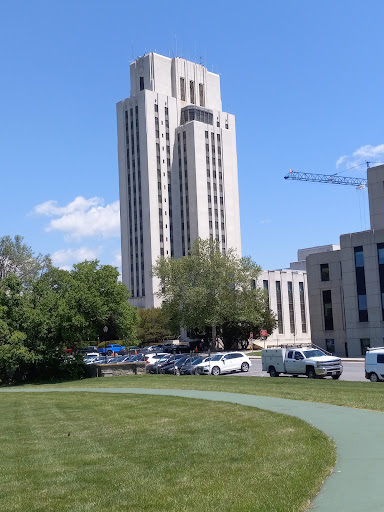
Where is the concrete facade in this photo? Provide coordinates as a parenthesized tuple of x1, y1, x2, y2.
(117, 53, 241, 308)
(256, 269, 311, 347)
(307, 164, 384, 357)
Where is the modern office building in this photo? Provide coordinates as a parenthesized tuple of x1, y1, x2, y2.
(306, 164, 384, 357)
(117, 53, 241, 308)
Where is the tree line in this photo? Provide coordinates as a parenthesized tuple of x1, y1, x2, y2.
(0, 236, 275, 384)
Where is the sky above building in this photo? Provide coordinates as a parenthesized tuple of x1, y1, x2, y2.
(1, 0, 383, 272)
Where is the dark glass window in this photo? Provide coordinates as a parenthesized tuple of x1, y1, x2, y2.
(276, 281, 283, 334)
(326, 339, 335, 353)
(322, 290, 334, 330)
(320, 263, 330, 281)
(360, 338, 370, 356)
(299, 282, 307, 333)
(354, 246, 368, 322)
(377, 243, 384, 320)
(287, 281, 295, 334)
(377, 354, 384, 364)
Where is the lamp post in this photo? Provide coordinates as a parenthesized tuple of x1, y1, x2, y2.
(103, 326, 108, 360)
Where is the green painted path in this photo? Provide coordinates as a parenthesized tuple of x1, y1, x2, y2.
(2, 387, 383, 511)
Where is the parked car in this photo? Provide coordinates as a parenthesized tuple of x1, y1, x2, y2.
(147, 354, 185, 374)
(365, 347, 384, 382)
(195, 352, 252, 376)
(179, 356, 211, 375)
(261, 347, 342, 379)
(145, 353, 169, 364)
(161, 356, 192, 374)
(98, 344, 126, 356)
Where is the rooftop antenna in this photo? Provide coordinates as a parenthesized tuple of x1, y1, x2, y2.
(366, 160, 370, 169)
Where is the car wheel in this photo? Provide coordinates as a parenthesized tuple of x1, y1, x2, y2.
(269, 366, 279, 377)
(370, 372, 379, 382)
(241, 362, 249, 372)
(107, 350, 113, 356)
(211, 366, 220, 376)
(332, 374, 341, 380)
(307, 368, 317, 379)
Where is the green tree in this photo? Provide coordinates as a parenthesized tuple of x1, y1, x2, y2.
(137, 308, 178, 345)
(152, 238, 276, 349)
(0, 235, 51, 285)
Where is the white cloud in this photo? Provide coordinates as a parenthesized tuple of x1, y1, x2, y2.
(33, 196, 103, 217)
(52, 247, 101, 268)
(33, 196, 120, 240)
(336, 144, 384, 170)
(259, 218, 272, 225)
(112, 251, 122, 268)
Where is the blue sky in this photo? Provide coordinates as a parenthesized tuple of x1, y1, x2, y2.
(1, 0, 383, 272)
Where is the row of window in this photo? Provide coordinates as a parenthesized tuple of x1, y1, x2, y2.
(180, 77, 204, 107)
(125, 106, 145, 298)
(264, 280, 307, 335)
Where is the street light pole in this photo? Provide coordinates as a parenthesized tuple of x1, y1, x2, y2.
(103, 326, 108, 360)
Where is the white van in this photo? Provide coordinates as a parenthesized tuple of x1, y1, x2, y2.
(365, 348, 384, 382)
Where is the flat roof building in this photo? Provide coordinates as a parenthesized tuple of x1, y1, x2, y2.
(306, 164, 384, 357)
(117, 53, 241, 308)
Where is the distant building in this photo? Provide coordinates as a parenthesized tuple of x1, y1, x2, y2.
(306, 164, 384, 357)
(256, 267, 311, 347)
(117, 53, 241, 308)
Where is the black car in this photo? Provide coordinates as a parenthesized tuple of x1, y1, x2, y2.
(161, 356, 193, 375)
(147, 354, 185, 374)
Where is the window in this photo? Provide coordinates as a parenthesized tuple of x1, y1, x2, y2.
(180, 77, 185, 101)
(320, 263, 330, 281)
(139, 77, 144, 90)
(190, 80, 195, 104)
(360, 338, 370, 356)
(354, 246, 368, 322)
(154, 104, 158, 112)
(322, 290, 334, 330)
(377, 354, 384, 364)
(199, 83, 204, 106)
(288, 281, 295, 334)
(276, 281, 283, 334)
(378, 243, 384, 320)
(299, 282, 307, 333)
(326, 339, 335, 353)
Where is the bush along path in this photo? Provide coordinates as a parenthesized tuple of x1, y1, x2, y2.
(2, 387, 383, 511)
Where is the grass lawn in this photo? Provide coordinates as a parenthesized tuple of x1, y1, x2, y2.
(247, 351, 262, 356)
(0, 393, 334, 512)
(23, 374, 384, 412)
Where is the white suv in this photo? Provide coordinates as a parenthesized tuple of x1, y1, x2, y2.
(195, 352, 252, 376)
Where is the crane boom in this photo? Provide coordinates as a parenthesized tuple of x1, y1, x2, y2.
(284, 171, 367, 187)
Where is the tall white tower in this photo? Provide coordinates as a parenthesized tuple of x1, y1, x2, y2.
(117, 53, 241, 308)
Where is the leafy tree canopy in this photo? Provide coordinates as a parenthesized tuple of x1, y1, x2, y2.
(0, 235, 51, 285)
(137, 308, 178, 345)
(152, 238, 276, 349)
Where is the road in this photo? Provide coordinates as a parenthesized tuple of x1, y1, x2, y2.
(227, 358, 366, 381)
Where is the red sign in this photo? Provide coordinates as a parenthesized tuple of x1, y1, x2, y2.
(260, 330, 268, 337)
(249, 332, 253, 339)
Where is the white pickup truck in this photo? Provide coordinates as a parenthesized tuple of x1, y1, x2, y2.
(262, 347, 343, 379)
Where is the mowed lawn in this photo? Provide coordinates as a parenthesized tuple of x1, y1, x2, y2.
(26, 373, 384, 411)
(0, 393, 335, 512)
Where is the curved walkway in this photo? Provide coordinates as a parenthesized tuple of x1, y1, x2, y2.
(2, 387, 383, 511)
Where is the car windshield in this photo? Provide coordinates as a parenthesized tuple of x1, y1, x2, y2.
(303, 349, 326, 358)
(190, 357, 203, 365)
(211, 355, 223, 361)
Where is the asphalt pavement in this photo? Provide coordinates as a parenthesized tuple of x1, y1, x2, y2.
(228, 358, 367, 381)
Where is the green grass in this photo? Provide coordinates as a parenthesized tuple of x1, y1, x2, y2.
(21, 374, 384, 412)
(247, 351, 262, 356)
(0, 393, 335, 512)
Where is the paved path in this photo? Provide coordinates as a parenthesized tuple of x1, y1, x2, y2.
(2, 387, 383, 511)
